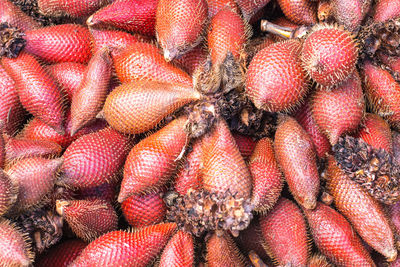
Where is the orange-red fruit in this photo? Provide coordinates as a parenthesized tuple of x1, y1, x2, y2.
(259, 198, 309, 266)
(75, 180, 117, 202)
(201, 119, 252, 199)
(331, 0, 371, 32)
(56, 199, 118, 242)
(6, 157, 63, 212)
(113, 42, 192, 86)
(62, 127, 133, 189)
(294, 99, 331, 158)
(1, 52, 66, 134)
(0, 0, 40, 31)
(70, 47, 112, 135)
(156, 0, 208, 61)
(277, 0, 317, 25)
(326, 155, 397, 261)
(87, 0, 158, 36)
(24, 24, 92, 64)
(35, 239, 87, 267)
(373, 0, 400, 22)
(0, 219, 33, 267)
(159, 230, 194, 267)
(206, 0, 239, 18)
(37, 0, 111, 18)
(362, 60, 400, 129)
(121, 191, 166, 228)
(274, 116, 320, 209)
(355, 113, 393, 153)
(235, 0, 271, 21)
(103, 81, 200, 134)
(311, 72, 364, 145)
(304, 202, 375, 266)
(119, 116, 188, 202)
(249, 137, 283, 212)
(0, 170, 16, 216)
(301, 25, 358, 87)
(206, 232, 246, 267)
(208, 7, 247, 66)
(70, 223, 177, 267)
(246, 39, 309, 112)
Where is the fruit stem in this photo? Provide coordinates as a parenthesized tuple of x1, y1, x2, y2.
(260, 20, 310, 39)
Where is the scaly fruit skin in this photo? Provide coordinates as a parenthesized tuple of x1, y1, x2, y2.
(70, 47, 112, 135)
(355, 113, 393, 153)
(249, 137, 283, 212)
(46, 62, 86, 103)
(294, 99, 331, 158)
(173, 45, 208, 76)
(0, 64, 26, 136)
(1, 52, 65, 134)
(331, 0, 371, 32)
(113, 41, 192, 86)
(0, 219, 33, 267)
(119, 116, 188, 202)
(56, 199, 118, 242)
(76, 180, 117, 202)
(325, 155, 397, 261)
(0, 170, 16, 216)
(37, 0, 111, 18)
(201, 119, 252, 199)
(301, 24, 358, 87)
(34, 239, 87, 267)
(207, 7, 247, 66)
(311, 71, 364, 145)
(62, 127, 133, 189)
(387, 201, 400, 243)
(103, 81, 200, 134)
(233, 133, 257, 159)
(362, 60, 400, 129)
(159, 230, 194, 267)
(6, 157, 63, 212)
(87, 0, 158, 36)
(304, 202, 376, 266)
(206, 232, 246, 267)
(156, 0, 208, 61)
(24, 24, 92, 64)
(206, 0, 239, 18)
(70, 223, 177, 267)
(121, 191, 166, 228)
(246, 39, 309, 112)
(393, 131, 400, 166)
(259, 198, 309, 266)
(274, 116, 320, 209)
(373, 0, 400, 22)
(235, 0, 271, 21)
(277, 0, 317, 25)
(0, 0, 40, 31)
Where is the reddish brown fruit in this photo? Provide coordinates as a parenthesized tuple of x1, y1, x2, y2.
(373, 0, 400, 22)
(35, 239, 87, 267)
(0, 170, 16, 216)
(294, 99, 331, 158)
(1, 52, 66, 134)
(121, 191, 166, 228)
(61, 127, 133, 189)
(70, 223, 177, 267)
(387, 201, 400, 243)
(56, 199, 118, 242)
(156, 0, 208, 61)
(235, 0, 271, 21)
(46, 62, 86, 103)
(249, 138, 283, 212)
(24, 24, 92, 64)
(362, 60, 400, 129)
(206, 232, 246, 267)
(331, 0, 372, 32)
(246, 36, 275, 63)
(311, 72, 364, 145)
(201, 119, 252, 199)
(37, 0, 111, 18)
(173, 45, 208, 76)
(393, 131, 400, 166)
(233, 133, 257, 159)
(87, 0, 158, 36)
(301, 24, 358, 87)
(259, 198, 309, 266)
(304, 202, 375, 266)
(206, 0, 239, 18)
(246, 39, 309, 112)
(159, 230, 194, 267)
(355, 113, 393, 153)
(6, 157, 63, 212)
(103, 81, 200, 134)
(325, 155, 397, 261)
(274, 116, 320, 209)
(119, 117, 188, 201)
(113, 42, 192, 86)
(75, 180, 117, 202)
(0, 219, 33, 267)
(277, 0, 317, 25)
(0, 0, 40, 31)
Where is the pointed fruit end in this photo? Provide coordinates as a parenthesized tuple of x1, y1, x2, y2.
(302, 197, 317, 210)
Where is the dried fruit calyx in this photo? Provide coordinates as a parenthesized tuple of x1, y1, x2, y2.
(333, 135, 400, 205)
(0, 23, 26, 58)
(165, 189, 253, 237)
